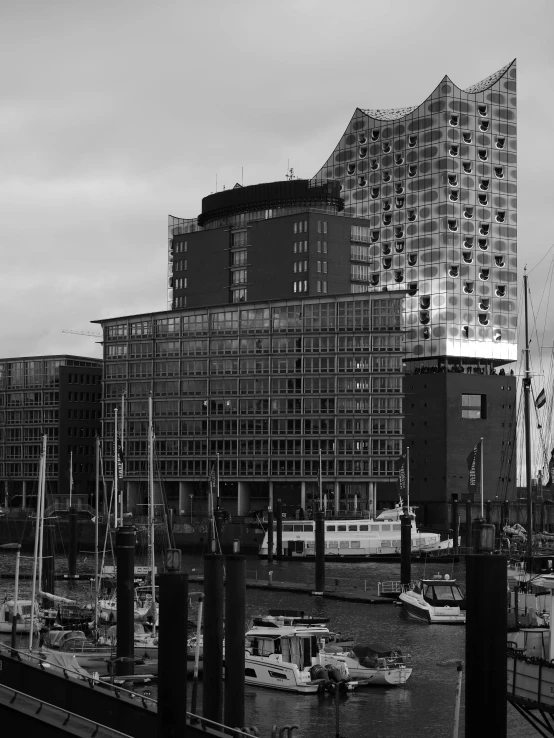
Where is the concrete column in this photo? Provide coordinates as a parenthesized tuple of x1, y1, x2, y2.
(21, 480, 27, 510)
(300, 481, 306, 512)
(268, 481, 274, 509)
(368, 482, 376, 519)
(334, 481, 340, 515)
(237, 481, 249, 516)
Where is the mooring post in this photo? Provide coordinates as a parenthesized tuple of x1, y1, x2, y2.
(465, 526, 507, 737)
(68, 507, 78, 577)
(224, 554, 246, 730)
(465, 501, 473, 550)
(452, 494, 459, 554)
(400, 511, 411, 588)
(115, 525, 135, 677)
(315, 511, 325, 593)
(203, 553, 224, 724)
(267, 507, 274, 564)
(275, 499, 283, 561)
(158, 549, 187, 738)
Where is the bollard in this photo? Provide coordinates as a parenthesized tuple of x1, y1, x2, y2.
(203, 554, 224, 724)
(115, 526, 135, 677)
(465, 501, 473, 549)
(268, 571, 273, 587)
(400, 511, 411, 588)
(485, 500, 492, 526)
(465, 553, 507, 736)
(314, 511, 325, 593)
(275, 499, 283, 561)
(158, 549, 188, 738)
(68, 507, 78, 577)
(452, 494, 459, 554)
(267, 507, 274, 563)
(224, 555, 246, 730)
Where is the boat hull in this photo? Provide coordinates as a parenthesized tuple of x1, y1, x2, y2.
(399, 594, 466, 625)
(507, 653, 554, 711)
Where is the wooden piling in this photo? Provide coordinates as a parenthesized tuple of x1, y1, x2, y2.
(115, 526, 135, 677)
(203, 554, 224, 725)
(224, 555, 246, 730)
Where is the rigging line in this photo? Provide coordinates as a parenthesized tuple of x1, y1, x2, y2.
(527, 241, 554, 275)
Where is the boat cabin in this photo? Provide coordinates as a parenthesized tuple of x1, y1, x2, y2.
(1, 599, 37, 624)
(417, 579, 466, 609)
(245, 626, 323, 670)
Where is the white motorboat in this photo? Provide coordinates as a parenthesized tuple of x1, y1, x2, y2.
(244, 622, 357, 693)
(258, 500, 442, 559)
(319, 643, 412, 686)
(0, 599, 40, 633)
(399, 576, 466, 624)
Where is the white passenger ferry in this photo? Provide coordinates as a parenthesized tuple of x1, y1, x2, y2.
(258, 501, 443, 560)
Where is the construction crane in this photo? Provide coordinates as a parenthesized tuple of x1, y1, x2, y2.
(62, 329, 102, 337)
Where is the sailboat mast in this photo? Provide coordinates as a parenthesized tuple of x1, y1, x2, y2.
(114, 408, 118, 529)
(29, 442, 45, 649)
(523, 271, 533, 564)
(149, 392, 156, 635)
(69, 451, 73, 508)
(38, 434, 47, 591)
(120, 392, 125, 524)
(95, 436, 100, 628)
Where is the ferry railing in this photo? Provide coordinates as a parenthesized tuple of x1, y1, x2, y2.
(0, 642, 287, 738)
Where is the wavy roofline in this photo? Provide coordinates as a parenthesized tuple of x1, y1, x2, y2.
(360, 59, 516, 122)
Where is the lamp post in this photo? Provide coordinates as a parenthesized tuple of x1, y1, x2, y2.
(189, 494, 194, 525)
(1, 543, 22, 650)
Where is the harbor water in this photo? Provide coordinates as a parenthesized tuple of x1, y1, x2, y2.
(0, 551, 535, 737)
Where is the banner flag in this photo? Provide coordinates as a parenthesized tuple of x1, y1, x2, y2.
(466, 441, 482, 496)
(545, 449, 554, 489)
(116, 433, 124, 479)
(536, 389, 547, 409)
(395, 454, 407, 495)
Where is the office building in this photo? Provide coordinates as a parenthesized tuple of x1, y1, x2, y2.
(0, 356, 103, 507)
(95, 292, 405, 518)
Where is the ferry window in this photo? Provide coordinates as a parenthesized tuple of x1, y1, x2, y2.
(283, 524, 294, 532)
(392, 524, 401, 531)
(381, 524, 391, 531)
(360, 525, 369, 531)
(348, 525, 357, 531)
(269, 671, 288, 679)
(339, 541, 350, 548)
(327, 525, 336, 532)
(370, 524, 380, 532)
(338, 525, 347, 531)
(245, 668, 257, 677)
(303, 525, 313, 532)
(293, 525, 304, 532)
(351, 541, 361, 548)
(328, 541, 339, 548)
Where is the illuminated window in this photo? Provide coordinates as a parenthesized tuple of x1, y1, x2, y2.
(462, 394, 486, 419)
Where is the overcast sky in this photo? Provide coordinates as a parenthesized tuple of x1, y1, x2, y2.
(2, 0, 554, 363)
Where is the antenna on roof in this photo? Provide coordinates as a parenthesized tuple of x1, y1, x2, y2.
(286, 167, 295, 181)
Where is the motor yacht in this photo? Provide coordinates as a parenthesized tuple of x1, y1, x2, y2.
(398, 575, 466, 624)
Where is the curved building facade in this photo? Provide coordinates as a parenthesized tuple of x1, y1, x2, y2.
(312, 60, 517, 364)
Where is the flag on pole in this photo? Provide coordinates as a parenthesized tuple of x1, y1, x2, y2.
(209, 463, 216, 489)
(395, 454, 407, 496)
(466, 441, 482, 496)
(116, 432, 125, 479)
(535, 389, 547, 409)
(545, 449, 554, 489)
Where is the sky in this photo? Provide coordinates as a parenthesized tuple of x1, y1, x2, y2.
(2, 0, 554, 365)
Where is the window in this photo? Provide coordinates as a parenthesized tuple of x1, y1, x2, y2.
(232, 288, 247, 303)
(462, 394, 486, 419)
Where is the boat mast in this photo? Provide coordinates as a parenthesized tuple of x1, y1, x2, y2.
(523, 271, 533, 564)
(37, 434, 47, 592)
(319, 447, 323, 513)
(95, 435, 100, 629)
(29, 437, 46, 649)
(69, 450, 73, 508)
(114, 408, 118, 529)
(149, 392, 156, 636)
(120, 392, 125, 524)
